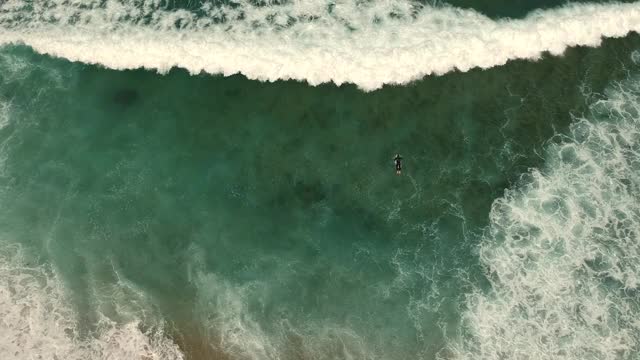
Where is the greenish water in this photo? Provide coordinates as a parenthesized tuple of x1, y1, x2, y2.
(2, 1, 640, 359)
(1, 32, 639, 359)
(439, 0, 638, 18)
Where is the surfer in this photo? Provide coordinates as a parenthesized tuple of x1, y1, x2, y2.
(394, 154, 402, 175)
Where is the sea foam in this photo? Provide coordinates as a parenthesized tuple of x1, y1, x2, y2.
(187, 244, 377, 360)
(0, 244, 185, 360)
(0, 0, 639, 90)
(449, 74, 640, 359)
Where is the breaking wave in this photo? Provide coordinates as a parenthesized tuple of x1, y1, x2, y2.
(0, 244, 184, 360)
(451, 72, 640, 359)
(0, 0, 639, 90)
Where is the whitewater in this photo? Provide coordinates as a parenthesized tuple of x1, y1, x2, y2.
(0, 0, 638, 90)
(2, 1, 640, 359)
(0, 46, 640, 359)
(450, 72, 640, 359)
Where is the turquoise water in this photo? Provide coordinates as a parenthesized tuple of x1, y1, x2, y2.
(1, 1, 640, 359)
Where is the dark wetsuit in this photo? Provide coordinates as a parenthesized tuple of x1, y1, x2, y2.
(394, 155, 403, 173)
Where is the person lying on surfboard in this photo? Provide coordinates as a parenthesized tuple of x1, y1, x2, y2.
(394, 154, 402, 175)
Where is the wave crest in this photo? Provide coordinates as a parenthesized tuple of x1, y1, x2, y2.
(1, 1, 639, 90)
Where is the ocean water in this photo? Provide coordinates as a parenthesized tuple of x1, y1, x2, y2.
(1, 0, 640, 359)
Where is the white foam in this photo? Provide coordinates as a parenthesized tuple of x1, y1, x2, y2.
(0, 99, 13, 179)
(192, 271, 279, 359)
(191, 271, 376, 360)
(0, 244, 185, 360)
(449, 76, 640, 358)
(633, 50, 640, 64)
(0, 0, 639, 90)
(187, 243, 377, 359)
(0, 101, 10, 130)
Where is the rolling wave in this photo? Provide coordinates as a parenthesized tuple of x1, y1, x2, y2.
(0, 0, 638, 90)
